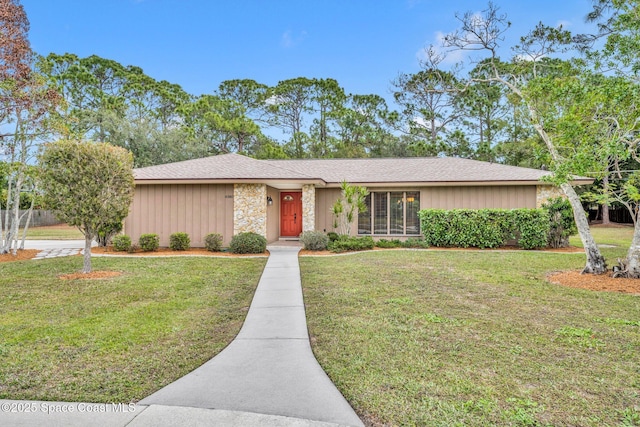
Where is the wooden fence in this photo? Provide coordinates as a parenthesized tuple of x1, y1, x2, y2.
(0, 210, 63, 227)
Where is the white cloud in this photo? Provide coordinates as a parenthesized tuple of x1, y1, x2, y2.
(556, 20, 572, 29)
(281, 30, 307, 48)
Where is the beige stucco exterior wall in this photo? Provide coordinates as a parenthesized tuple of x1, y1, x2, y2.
(535, 185, 565, 208)
(266, 186, 280, 243)
(302, 184, 316, 232)
(124, 183, 234, 247)
(234, 183, 267, 237)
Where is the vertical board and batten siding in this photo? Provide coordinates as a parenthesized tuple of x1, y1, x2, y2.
(125, 184, 234, 247)
(315, 188, 342, 234)
(420, 186, 537, 209)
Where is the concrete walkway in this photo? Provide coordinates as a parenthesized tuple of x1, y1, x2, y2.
(140, 245, 363, 426)
(22, 239, 90, 259)
(0, 245, 363, 426)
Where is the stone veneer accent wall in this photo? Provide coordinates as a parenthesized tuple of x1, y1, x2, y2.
(302, 184, 316, 232)
(234, 183, 267, 237)
(536, 184, 565, 208)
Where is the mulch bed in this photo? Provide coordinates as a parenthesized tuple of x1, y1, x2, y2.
(548, 270, 640, 295)
(0, 249, 40, 262)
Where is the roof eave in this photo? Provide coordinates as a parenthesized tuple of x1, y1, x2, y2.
(134, 178, 327, 186)
(321, 179, 592, 188)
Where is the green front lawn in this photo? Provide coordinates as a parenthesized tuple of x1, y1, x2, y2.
(0, 256, 266, 402)
(22, 225, 84, 240)
(301, 230, 639, 426)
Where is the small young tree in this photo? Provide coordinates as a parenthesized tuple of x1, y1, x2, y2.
(39, 140, 134, 273)
(332, 181, 368, 236)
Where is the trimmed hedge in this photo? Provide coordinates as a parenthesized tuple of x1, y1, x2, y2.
(139, 233, 160, 252)
(229, 232, 267, 254)
(419, 208, 550, 249)
(169, 232, 190, 251)
(112, 234, 132, 252)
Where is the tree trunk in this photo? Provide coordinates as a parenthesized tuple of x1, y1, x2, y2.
(9, 173, 24, 255)
(561, 183, 607, 274)
(625, 220, 640, 278)
(83, 234, 92, 274)
(602, 173, 611, 225)
(19, 194, 36, 250)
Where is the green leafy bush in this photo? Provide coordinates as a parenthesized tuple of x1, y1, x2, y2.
(542, 197, 577, 248)
(169, 232, 190, 251)
(139, 233, 159, 252)
(229, 232, 267, 254)
(327, 232, 339, 242)
(375, 239, 403, 248)
(512, 209, 550, 249)
(402, 238, 430, 248)
(419, 208, 549, 249)
(112, 234, 132, 252)
(204, 233, 223, 252)
(328, 236, 375, 253)
(299, 231, 329, 251)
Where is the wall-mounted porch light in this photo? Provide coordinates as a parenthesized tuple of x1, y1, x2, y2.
(267, 196, 273, 206)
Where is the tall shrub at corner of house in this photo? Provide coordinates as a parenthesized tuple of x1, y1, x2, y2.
(299, 231, 329, 251)
(169, 232, 190, 251)
(542, 197, 577, 248)
(513, 209, 550, 249)
(204, 233, 223, 252)
(229, 232, 267, 254)
(139, 233, 159, 252)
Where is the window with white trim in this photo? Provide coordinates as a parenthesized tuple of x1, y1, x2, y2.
(358, 191, 420, 235)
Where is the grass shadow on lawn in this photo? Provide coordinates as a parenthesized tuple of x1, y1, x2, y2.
(0, 256, 266, 403)
(301, 249, 640, 426)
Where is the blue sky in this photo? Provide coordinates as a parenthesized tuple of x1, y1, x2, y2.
(22, 0, 595, 101)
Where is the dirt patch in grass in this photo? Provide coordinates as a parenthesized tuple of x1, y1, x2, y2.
(59, 271, 123, 280)
(0, 249, 39, 262)
(92, 247, 268, 257)
(548, 270, 640, 294)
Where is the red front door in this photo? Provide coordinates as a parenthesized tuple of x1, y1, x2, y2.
(280, 192, 302, 237)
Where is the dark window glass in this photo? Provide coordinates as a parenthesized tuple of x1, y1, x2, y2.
(405, 191, 420, 235)
(358, 193, 372, 234)
(390, 192, 404, 235)
(374, 192, 388, 234)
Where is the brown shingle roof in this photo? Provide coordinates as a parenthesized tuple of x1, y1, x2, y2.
(134, 153, 318, 181)
(134, 153, 588, 185)
(265, 157, 555, 184)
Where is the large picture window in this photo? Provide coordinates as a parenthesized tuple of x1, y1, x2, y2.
(358, 191, 420, 235)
